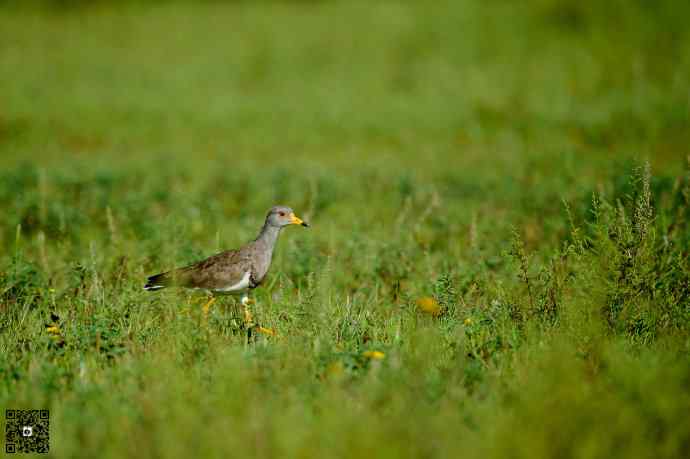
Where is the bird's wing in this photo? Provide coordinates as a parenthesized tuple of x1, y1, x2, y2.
(168, 249, 253, 290)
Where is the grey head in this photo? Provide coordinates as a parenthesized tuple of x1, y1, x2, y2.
(264, 205, 310, 228)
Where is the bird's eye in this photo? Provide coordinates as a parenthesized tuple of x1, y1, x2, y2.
(279, 212, 285, 217)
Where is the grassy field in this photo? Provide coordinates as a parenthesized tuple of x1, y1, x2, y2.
(1, 0, 690, 457)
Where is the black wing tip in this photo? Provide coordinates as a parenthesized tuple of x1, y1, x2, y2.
(144, 273, 168, 291)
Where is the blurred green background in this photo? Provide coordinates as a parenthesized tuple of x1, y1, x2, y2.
(1, 1, 689, 458)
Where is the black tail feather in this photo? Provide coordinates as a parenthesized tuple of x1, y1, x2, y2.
(144, 272, 170, 291)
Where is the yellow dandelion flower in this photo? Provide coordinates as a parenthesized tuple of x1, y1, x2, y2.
(363, 350, 385, 360)
(45, 325, 61, 335)
(416, 297, 441, 316)
(464, 318, 473, 326)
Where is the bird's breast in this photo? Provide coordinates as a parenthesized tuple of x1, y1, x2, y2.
(252, 251, 273, 285)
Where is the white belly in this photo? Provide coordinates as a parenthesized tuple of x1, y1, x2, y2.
(212, 271, 251, 294)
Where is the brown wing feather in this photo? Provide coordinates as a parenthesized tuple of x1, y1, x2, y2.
(146, 249, 253, 291)
(177, 249, 252, 290)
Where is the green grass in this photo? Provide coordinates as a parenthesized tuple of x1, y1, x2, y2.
(1, 1, 690, 457)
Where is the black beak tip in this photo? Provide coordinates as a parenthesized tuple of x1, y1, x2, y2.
(301, 222, 310, 228)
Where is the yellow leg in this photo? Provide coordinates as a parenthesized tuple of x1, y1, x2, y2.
(256, 326, 277, 337)
(241, 295, 276, 337)
(241, 295, 254, 326)
(202, 297, 216, 317)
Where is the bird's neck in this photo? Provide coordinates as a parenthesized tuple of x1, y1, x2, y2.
(254, 223, 281, 252)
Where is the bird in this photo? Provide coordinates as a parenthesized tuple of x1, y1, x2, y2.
(144, 206, 309, 329)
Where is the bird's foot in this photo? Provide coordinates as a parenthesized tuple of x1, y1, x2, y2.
(241, 294, 256, 326)
(240, 295, 275, 338)
(202, 297, 216, 317)
(243, 306, 254, 327)
(255, 326, 276, 337)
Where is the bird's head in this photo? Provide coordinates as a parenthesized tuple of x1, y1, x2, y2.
(266, 206, 310, 228)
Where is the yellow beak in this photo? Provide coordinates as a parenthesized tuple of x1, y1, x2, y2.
(289, 213, 309, 227)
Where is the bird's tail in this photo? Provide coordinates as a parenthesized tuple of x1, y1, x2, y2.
(144, 272, 172, 291)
